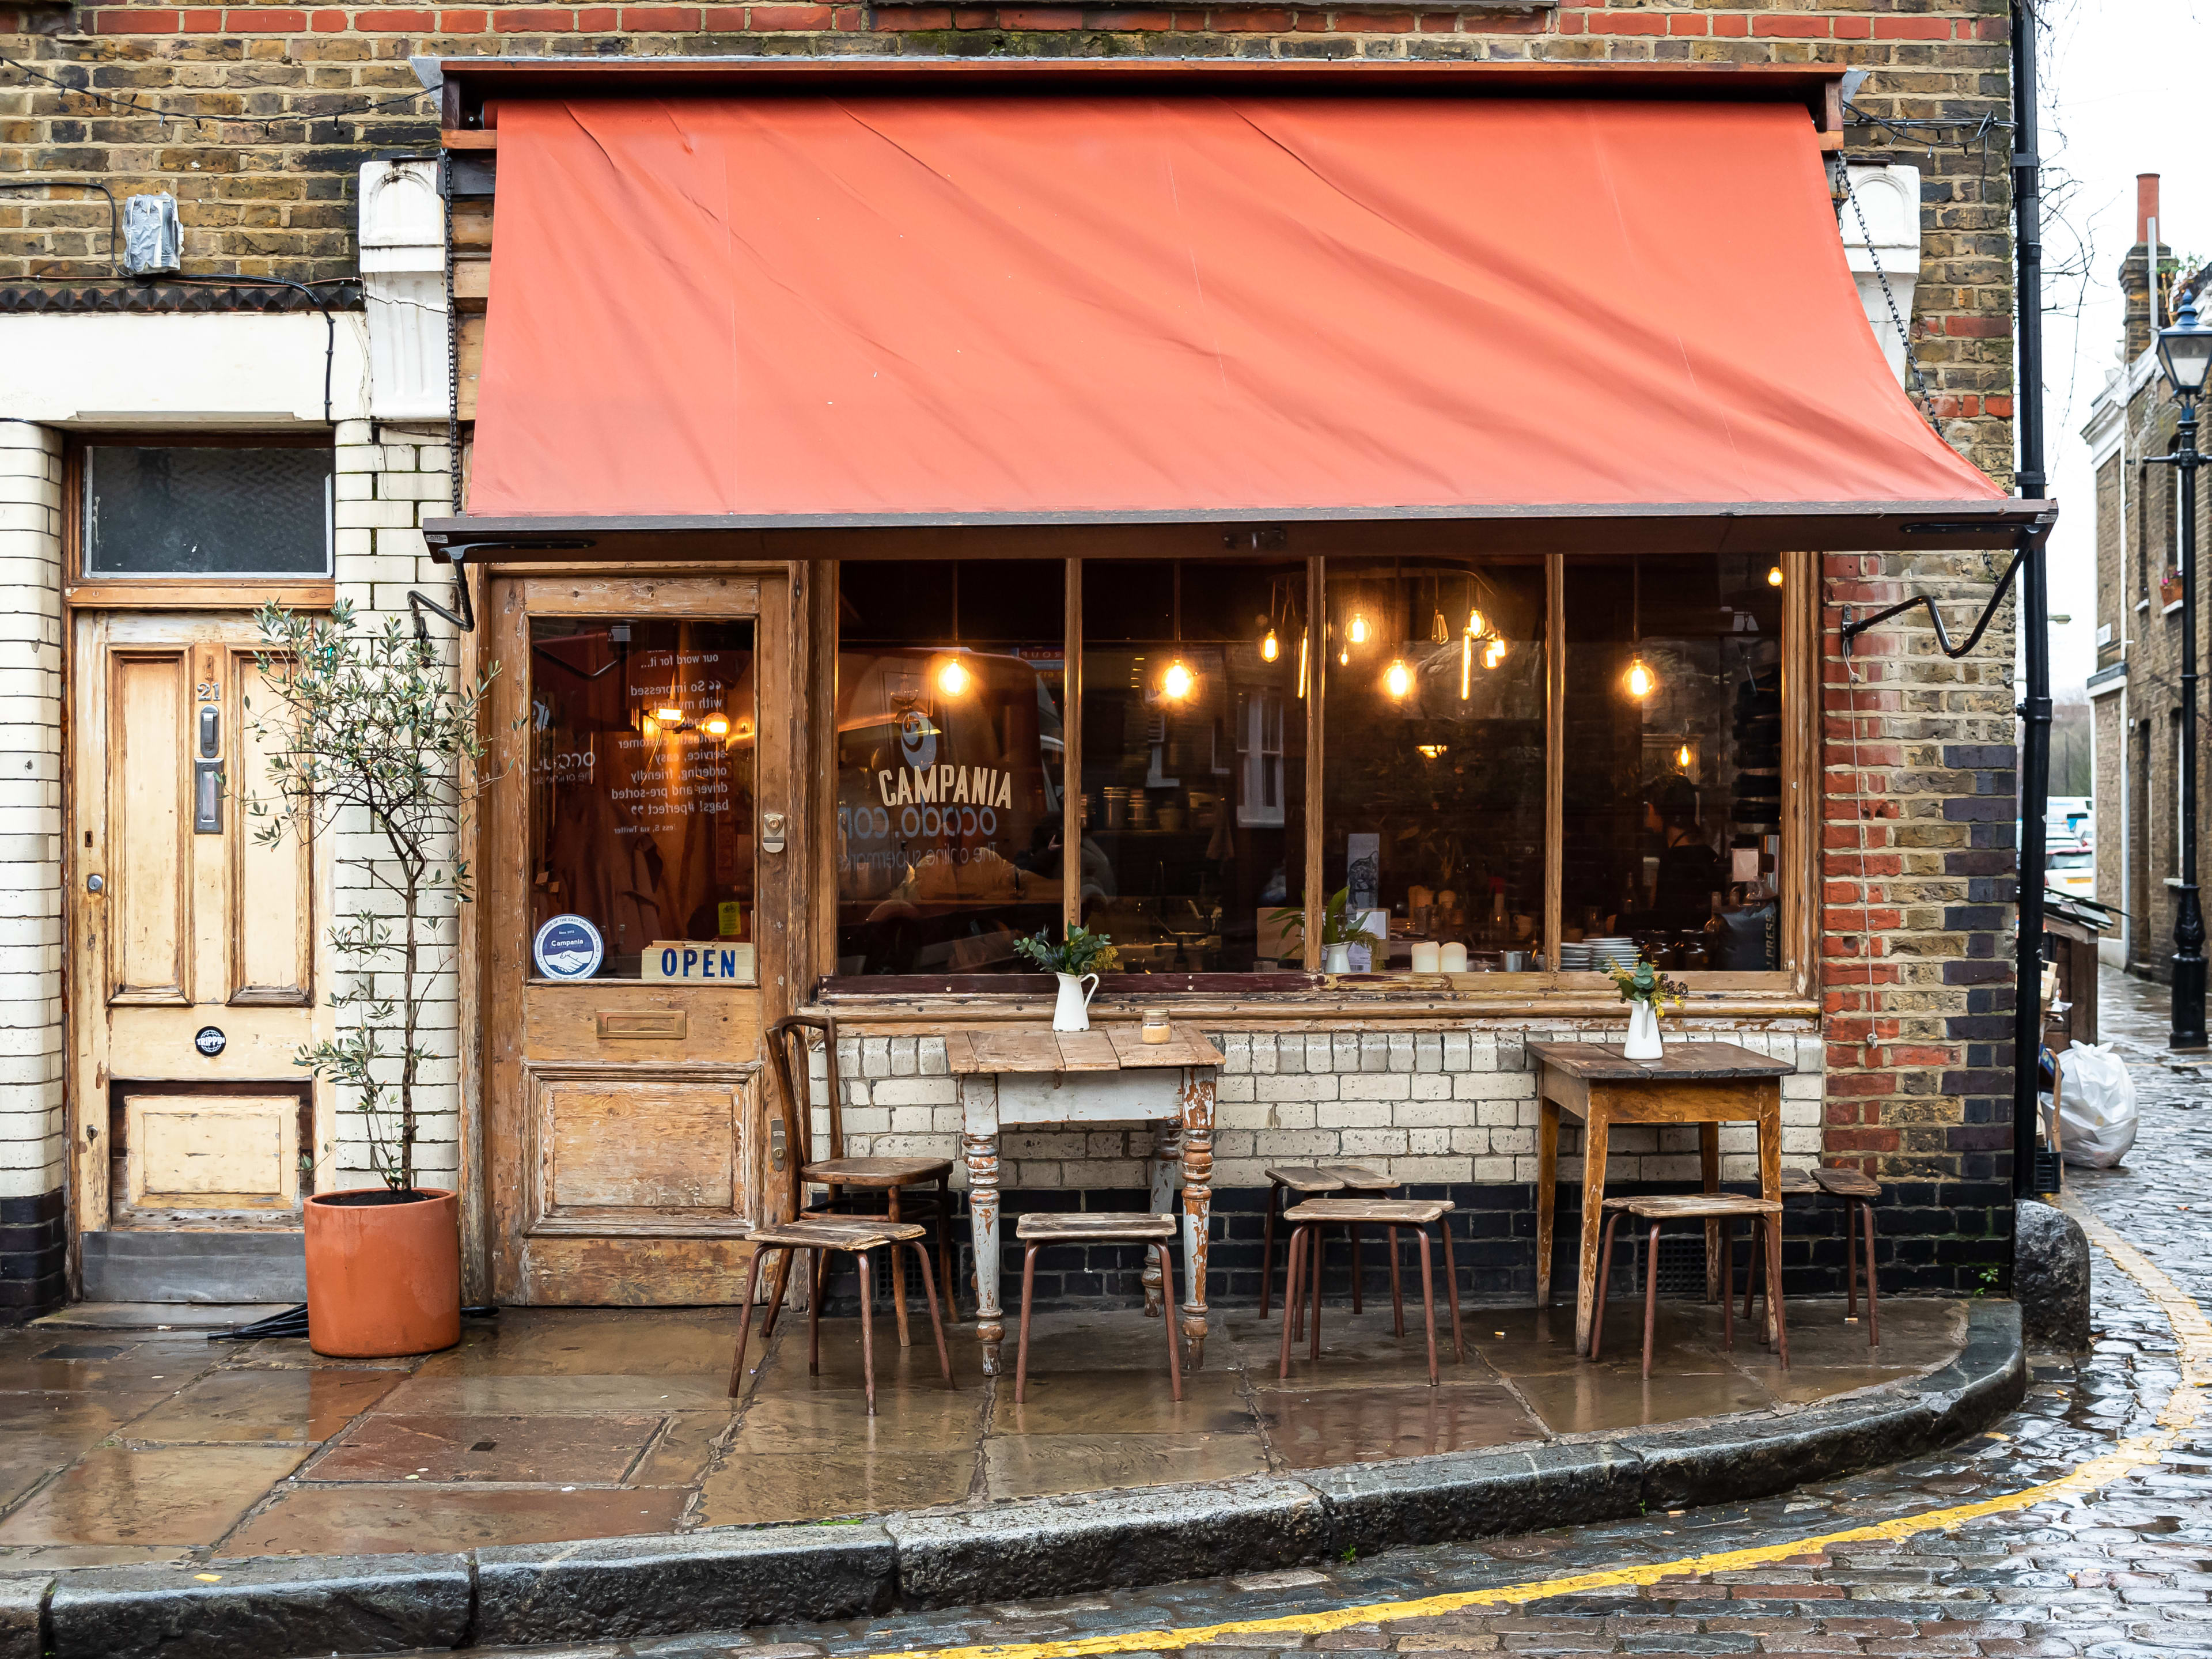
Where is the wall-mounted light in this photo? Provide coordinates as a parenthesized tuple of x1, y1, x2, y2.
(1767, 565, 1784, 588)
(702, 713, 732, 738)
(1161, 658, 1196, 702)
(1384, 658, 1413, 700)
(937, 658, 972, 698)
(1260, 627, 1280, 664)
(652, 705, 685, 724)
(1624, 656, 1657, 700)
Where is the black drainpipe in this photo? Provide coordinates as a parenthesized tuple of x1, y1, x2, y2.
(2010, 0, 2050, 1204)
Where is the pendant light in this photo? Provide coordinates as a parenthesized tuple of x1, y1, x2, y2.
(1297, 631, 1309, 700)
(1676, 741, 1694, 771)
(1260, 627, 1280, 663)
(1347, 610, 1369, 646)
(1460, 630, 1473, 701)
(1160, 564, 1196, 703)
(1623, 562, 1657, 700)
(1384, 658, 1413, 700)
(1766, 565, 1785, 589)
(936, 658, 971, 698)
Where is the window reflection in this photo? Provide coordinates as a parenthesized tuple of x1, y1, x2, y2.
(836, 563, 1065, 974)
(1320, 558, 1546, 967)
(529, 618, 756, 979)
(1561, 555, 1784, 971)
(1076, 562, 1308, 974)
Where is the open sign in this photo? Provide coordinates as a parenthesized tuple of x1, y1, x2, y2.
(642, 941, 756, 985)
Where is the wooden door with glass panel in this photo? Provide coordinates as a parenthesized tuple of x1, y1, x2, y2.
(69, 613, 324, 1255)
(486, 575, 786, 1306)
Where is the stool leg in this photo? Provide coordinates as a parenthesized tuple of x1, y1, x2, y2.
(937, 1172, 957, 1321)
(914, 1240, 955, 1389)
(1277, 1226, 1306, 1380)
(1156, 1242, 1184, 1399)
(1590, 1211, 1622, 1362)
(1641, 1222, 1661, 1381)
(1845, 1194, 1859, 1320)
(1763, 1211, 1789, 1370)
(857, 1249, 878, 1416)
(888, 1187, 912, 1350)
(1350, 1222, 1363, 1315)
(1440, 1216, 1465, 1362)
(1388, 1226, 1405, 1337)
(728, 1246, 774, 1398)
(761, 1246, 795, 1340)
(1416, 1227, 1439, 1387)
(1310, 1218, 1324, 1362)
(1719, 1219, 1734, 1353)
(808, 1248, 825, 1376)
(1260, 1183, 1280, 1319)
(1860, 1199, 1880, 1350)
(1014, 1241, 1040, 1404)
(1743, 1218, 1762, 1327)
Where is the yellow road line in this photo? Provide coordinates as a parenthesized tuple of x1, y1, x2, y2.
(867, 1194, 2203, 1659)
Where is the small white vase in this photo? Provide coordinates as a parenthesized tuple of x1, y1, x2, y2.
(1323, 942, 1353, 974)
(1053, 971, 1100, 1033)
(1623, 1001, 1664, 1060)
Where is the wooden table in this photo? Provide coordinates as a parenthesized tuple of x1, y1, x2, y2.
(944, 1024, 1223, 1376)
(1527, 1040, 1794, 1356)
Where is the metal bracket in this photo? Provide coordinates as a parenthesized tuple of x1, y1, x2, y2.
(407, 544, 474, 639)
(1838, 543, 2025, 662)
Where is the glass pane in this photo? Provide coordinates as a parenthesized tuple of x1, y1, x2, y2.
(1561, 554, 1786, 972)
(85, 446, 332, 576)
(1080, 560, 1308, 974)
(1319, 557, 1545, 969)
(835, 562, 1064, 974)
(528, 618, 757, 980)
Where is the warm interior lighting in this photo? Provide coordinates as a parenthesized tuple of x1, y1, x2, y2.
(1347, 610, 1370, 645)
(1339, 645, 1350, 667)
(936, 658, 972, 698)
(1417, 743, 1449, 760)
(1384, 658, 1413, 699)
(1260, 627, 1280, 663)
(1676, 742, 1693, 770)
(652, 706, 684, 725)
(1484, 638, 1506, 669)
(1297, 634, 1309, 699)
(1459, 632, 1473, 700)
(1161, 659, 1196, 701)
(1467, 608, 1487, 639)
(702, 713, 732, 738)
(1624, 657, 1656, 699)
(1766, 565, 1785, 588)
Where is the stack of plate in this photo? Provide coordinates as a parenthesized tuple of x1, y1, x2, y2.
(1556, 941, 1592, 971)
(1587, 937, 1638, 969)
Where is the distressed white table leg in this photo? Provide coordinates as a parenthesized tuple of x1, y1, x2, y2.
(1146, 1111, 1184, 1317)
(960, 1074, 1005, 1374)
(1178, 1067, 1215, 1369)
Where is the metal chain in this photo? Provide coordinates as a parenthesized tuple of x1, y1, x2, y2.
(1842, 166, 1940, 426)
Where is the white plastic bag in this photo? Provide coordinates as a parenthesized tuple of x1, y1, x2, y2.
(2054, 1043, 2138, 1169)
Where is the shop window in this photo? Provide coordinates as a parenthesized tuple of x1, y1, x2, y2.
(82, 445, 333, 577)
(1561, 554, 1785, 972)
(528, 617, 757, 979)
(1319, 558, 1545, 969)
(835, 562, 1065, 975)
(1078, 561, 1307, 973)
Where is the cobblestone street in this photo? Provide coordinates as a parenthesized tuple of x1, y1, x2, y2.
(452, 968, 2212, 1659)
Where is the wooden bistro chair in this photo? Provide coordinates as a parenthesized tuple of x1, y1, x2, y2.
(1591, 1194, 1787, 1380)
(728, 1022, 955, 1415)
(1013, 1213, 1183, 1404)
(1277, 1197, 1464, 1385)
(762, 1014, 959, 1350)
(1743, 1167, 1881, 1349)
(1260, 1165, 1402, 1328)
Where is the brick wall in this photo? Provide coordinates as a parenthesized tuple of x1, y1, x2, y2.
(0, 422, 66, 1318)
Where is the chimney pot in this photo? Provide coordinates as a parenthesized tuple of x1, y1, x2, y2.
(2139, 172, 2162, 248)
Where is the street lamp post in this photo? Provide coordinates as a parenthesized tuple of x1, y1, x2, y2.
(2157, 293, 2212, 1050)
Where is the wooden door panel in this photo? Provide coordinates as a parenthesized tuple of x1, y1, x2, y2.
(523, 1237, 755, 1306)
(536, 1067, 749, 1217)
(229, 650, 312, 1005)
(107, 652, 190, 1003)
(121, 1092, 302, 1217)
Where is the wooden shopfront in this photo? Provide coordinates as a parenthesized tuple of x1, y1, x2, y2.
(435, 56, 2044, 1308)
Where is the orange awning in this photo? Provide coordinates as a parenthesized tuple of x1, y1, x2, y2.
(450, 70, 2033, 556)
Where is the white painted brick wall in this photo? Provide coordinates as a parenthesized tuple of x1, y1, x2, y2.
(330, 419, 463, 1187)
(809, 1019, 1823, 1195)
(0, 423, 65, 1201)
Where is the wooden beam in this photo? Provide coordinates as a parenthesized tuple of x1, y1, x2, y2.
(442, 129, 498, 150)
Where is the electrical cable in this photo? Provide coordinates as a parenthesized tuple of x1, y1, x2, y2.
(156, 272, 336, 425)
(2, 52, 430, 131)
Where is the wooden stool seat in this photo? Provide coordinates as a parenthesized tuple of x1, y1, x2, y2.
(802, 1156, 955, 1186)
(1812, 1166, 1880, 1199)
(1013, 1213, 1182, 1403)
(1016, 1211, 1177, 1243)
(1286, 1197, 1453, 1226)
(1593, 1195, 1787, 1378)
(767, 1215, 929, 1249)
(1776, 1169, 1820, 1196)
(1261, 1166, 1406, 1320)
(1744, 1165, 1881, 1350)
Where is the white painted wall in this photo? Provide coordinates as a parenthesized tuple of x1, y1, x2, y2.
(0, 312, 369, 427)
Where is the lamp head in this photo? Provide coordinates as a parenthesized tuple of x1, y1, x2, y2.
(2160, 290, 2212, 398)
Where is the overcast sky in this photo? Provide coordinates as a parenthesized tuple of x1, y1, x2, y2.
(2037, 0, 2212, 692)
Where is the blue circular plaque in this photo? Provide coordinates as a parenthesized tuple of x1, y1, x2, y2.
(533, 915, 604, 981)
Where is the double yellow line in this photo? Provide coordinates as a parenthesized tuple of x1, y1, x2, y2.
(868, 1191, 2206, 1659)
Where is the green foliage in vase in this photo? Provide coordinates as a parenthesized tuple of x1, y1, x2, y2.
(1013, 923, 1122, 976)
(1605, 954, 1687, 1013)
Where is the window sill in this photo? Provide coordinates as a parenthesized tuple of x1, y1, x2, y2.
(67, 579, 337, 611)
(2164, 600, 2187, 616)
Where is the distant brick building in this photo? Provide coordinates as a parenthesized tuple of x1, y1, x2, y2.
(0, 1, 2032, 1319)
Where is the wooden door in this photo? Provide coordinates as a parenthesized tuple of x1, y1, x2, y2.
(69, 612, 327, 1256)
(484, 574, 790, 1305)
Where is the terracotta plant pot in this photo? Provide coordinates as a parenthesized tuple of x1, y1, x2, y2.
(304, 1186, 462, 1358)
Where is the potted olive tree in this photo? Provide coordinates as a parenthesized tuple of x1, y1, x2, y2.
(246, 600, 498, 1357)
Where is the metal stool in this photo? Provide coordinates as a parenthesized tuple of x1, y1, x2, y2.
(1014, 1213, 1181, 1403)
(1592, 1194, 1787, 1378)
(1260, 1164, 1400, 1324)
(1277, 1197, 1463, 1384)
(1815, 1166, 1882, 1347)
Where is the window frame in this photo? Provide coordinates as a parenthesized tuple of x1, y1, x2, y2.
(816, 549, 1819, 1006)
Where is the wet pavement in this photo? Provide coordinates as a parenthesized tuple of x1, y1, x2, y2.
(444, 966, 2212, 1657)
(0, 1267, 1953, 1562)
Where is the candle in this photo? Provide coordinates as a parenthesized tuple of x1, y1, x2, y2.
(1440, 942, 1469, 972)
(1410, 942, 1442, 974)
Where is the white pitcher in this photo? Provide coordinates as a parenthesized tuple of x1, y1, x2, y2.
(1623, 1000, 1664, 1060)
(1053, 971, 1100, 1033)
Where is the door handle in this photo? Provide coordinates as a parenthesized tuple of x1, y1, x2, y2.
(768, 1119, 786, 1171)
(85, 874, 103, 895)
(761, 811, 786, 854)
